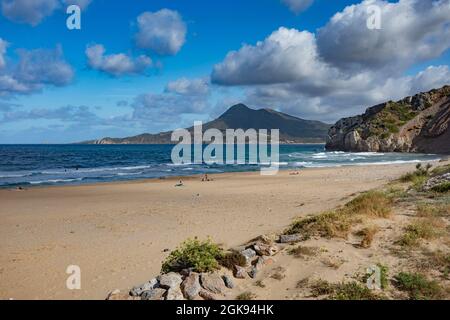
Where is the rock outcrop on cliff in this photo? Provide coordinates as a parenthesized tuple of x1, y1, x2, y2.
(326, 86, 450, 154)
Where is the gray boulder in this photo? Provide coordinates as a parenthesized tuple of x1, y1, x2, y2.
(234, 265, 247, 279)
(279, 234, 303, 243)
(253, 243, 279, 256)
(222, 275, 234, 289)
(158, 272, 183, 289)
(181, 273, 201, 300)
(199, 289, 219, 300)
(200, 273, 227, 294)
(130, 278, 158, 296)
(141, 288, 166, 300)
(241, 248, 257, 265)
(248, 267, 258, 279)
(166, 287, 184, 300)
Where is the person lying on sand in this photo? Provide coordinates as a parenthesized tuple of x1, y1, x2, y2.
(289, 171, 301, 175)
(175, 180, 184, 187)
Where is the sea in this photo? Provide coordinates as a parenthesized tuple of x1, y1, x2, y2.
(0, 144, 443, 188)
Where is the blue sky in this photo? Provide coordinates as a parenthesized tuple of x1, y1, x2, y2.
(0, 0, 449, 143)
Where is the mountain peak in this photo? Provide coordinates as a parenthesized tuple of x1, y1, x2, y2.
(226, 103, 251, 112)
(83, 102, 331, 144)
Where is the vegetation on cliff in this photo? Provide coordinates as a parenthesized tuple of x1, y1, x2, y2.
(326, 86, 450, 154)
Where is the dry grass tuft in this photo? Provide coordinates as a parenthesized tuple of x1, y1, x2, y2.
(417, 202, 450, 217)
(236, 291, 256, 300)
(309, 279, 335, 297)
(288, 245, 319, 258)
(399, 218, 446, 247)
(355, 226, 379, 248)
(285, 191, 392, 240)
(344, 191, 393, 218)
(419, 250, 450, 278)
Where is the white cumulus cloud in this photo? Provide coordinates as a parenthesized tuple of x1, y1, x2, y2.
(211, 0, 450, 122)
(0, 43, 74, 97)
(1, 0, 93, 26)
(1, 0, 60, 26)
(86, 44, 152, 77)
(317, 0, 450, 72)
(135, 9, 187, 56)
(212, 27, 330, 85)
(165, 77, 209, 95)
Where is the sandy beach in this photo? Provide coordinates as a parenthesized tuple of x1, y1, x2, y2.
(0, 163, 430, 299)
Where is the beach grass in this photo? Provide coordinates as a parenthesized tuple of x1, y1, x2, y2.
(236, 292, 256, 300)
(399, 218, 445, 247)
(285, 191, 392, 239)
(417, 202, 450, 217)
(394, 272, 442, 300)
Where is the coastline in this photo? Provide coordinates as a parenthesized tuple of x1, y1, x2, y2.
(1, 157, 444, 190)
(0, 162, 443, 299)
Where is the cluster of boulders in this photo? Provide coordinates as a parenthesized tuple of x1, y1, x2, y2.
(423, 173, 450, 191)
(108, 270, 235, 301)
(107, 233, 304, 301)
(231, 235, 279, 281)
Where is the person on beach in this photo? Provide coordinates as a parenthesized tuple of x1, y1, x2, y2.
(202, 174, 214, 182)
(175, 180, 184, 187)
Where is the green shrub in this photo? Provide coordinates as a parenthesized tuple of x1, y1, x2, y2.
(399, 164, 432, 190)
(394, 272, 442, 300)
(161, 238, 223, 273)
(330, 282, 382, 300)
(386, 123, 399, 134)
(431, 182, 450, 193)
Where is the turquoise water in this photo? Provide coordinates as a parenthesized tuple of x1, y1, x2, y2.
(0, 144, 442, 187)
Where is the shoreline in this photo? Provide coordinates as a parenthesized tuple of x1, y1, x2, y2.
(0, 162, 443, 299)
(1, 158, 444, 190)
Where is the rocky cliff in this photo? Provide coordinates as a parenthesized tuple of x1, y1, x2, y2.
(326, 86, 450, 154)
